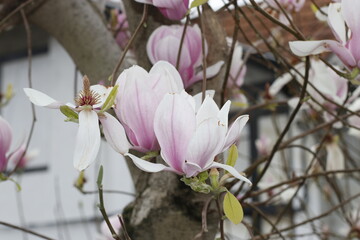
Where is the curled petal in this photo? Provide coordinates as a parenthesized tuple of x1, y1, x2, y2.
(210, 162, 252, 185)
(73, 110, 101, 171)
(23, 88, 63, 109)
(154, 93, 196, 172)
(222, 115, 249, 151)
(100, 112, 130, 154)
(125, 153, 180, 174)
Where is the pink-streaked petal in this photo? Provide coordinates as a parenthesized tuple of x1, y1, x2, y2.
(222, 115, 249, 151)
(8, 144, 26, 168)
(196, 96, 219, 126)
(100, 112, 130, 155)
(0, 116, 12, 155)
(325, 142, 344, 176)
(118, 77, 159, 151)
(210, 162, 252, 185)
(185, 118, 226, 169)
(183, 161, 202, 178)
(149, 61, 184, 95)
(342, 0, 360, 63)
(23, 88, 62, 109)
(154, 93, 196, 173)
(327, 3, 346, 43)
(73, 110, 100, 171)
(125, 153, 180, 174)
(290, 40, 356, 68)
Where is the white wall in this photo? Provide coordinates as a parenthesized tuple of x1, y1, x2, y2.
(0, 38, 135, 240)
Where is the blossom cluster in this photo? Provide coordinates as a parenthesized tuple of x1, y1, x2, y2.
(24, 61, 251, 185)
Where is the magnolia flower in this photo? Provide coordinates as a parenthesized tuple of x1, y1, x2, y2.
(255, 135, 272, 156)
(126, 91, 251, 184)
(115, 10, 130, 49)
(263, 0, 305, 25)
(97, 215, 121, 240)
(228, 41, 247, 88)
(0, 116, 25, 172)
(269, 59, 348, 115)
(290, 1, 360, 69)
(147, 24, 224, 88)
(134, 0, 189, 20)
(114, 61, 184, 152)
(24, 76, 130, 171)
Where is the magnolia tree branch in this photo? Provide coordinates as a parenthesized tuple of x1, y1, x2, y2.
(29, 0, 131, 85)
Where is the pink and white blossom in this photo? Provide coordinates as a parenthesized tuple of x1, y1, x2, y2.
(146, 24, 224, 88)
(134, 0, 189, 20)
(290, 0, 360, 69)
(0, 116, 25, 172)
(24, 77, 130, 171)
(114, 61, 184, 152)
(126, 91, 251, 184)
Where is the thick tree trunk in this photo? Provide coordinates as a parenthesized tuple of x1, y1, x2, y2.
(3, 1, 229, 239)
(29, 0, 131, 85)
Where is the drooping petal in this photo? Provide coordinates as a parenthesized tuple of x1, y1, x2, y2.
(23, 88, 63, 109)
(73, 110, 101, 171)
(210, 162, 252, 185)
(269, 72, 295, 97)
(154, 93, 196, 173)
(125, 153, 180, 174)
(100, 112, 130, 154)
(185, 118, 227, 170)
(290, 40, 356, 68)
(222, 115, 249, 151)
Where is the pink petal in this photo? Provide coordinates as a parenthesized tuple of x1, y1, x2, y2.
(342, 0, 360, 63)
(73, 110, 101, 171)
(222, 115, 249, 151)
(154, 93, 196, 173)
(23, 88, 63, 109)
(210, 162, 252, 185)
(183, 161, 202, 177)
(149, 61, 184, 95)
(185, 118, 226, 169)
(100, 112, 130, 154)
(0, 116, 12, 171)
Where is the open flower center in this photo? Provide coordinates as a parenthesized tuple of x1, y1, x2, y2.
(75, 76, 101, 107)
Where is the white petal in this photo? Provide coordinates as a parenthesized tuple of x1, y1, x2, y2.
(289, 40, 331, 57)
(100, 112, 130, 154)
(23, 88, 62, 109)
(191, 61, 225, 85)
(327, 3, 346, 43)
(269, 72, 294, 96)
(210, 162, 252, 185)
(325, 142, 344, 177)
(222, 115, 249, 151)
(125, 153, 178, 173)
(196, 95, 219, 126)
(73, 110, 101, 171)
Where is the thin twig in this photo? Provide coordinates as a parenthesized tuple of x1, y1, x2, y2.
(111, 4, 148, 86)
(0, 221, 56, 240)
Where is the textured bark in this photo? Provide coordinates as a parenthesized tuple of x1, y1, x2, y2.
(2, 1, 229, 239)
(28, 0, 131, 85)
